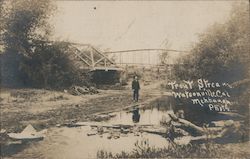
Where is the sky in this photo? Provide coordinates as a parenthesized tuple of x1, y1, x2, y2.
(50, 1, 234, 64)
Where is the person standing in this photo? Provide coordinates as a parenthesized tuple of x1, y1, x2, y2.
(132, 76, 140, 102)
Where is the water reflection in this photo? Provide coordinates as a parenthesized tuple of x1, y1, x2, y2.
(132, 108, 140, 123)
(107, 107, 172, 125)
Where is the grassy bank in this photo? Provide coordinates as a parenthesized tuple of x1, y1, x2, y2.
(97, 139, 250, 158)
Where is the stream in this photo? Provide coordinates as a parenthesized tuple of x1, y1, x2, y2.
(3, 97, 174, 159)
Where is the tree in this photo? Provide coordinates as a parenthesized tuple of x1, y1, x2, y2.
(173, 2, 250, 82)
(0, 0, 88, 89)
(172, 2, 250, 125)
(0, 0, 55, 87)
(20, 41, 88, 89)
(2, 0, 54, 53)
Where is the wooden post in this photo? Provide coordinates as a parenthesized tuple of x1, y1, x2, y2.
(91, 49, 95, 69)
(104, 58, 107, 71)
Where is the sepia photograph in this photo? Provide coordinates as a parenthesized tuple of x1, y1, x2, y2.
(0, 0, 249, 158)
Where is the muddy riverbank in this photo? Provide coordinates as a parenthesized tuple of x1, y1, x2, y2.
(0, 86, 164, 133)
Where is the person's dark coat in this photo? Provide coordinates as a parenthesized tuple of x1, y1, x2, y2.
(132, 80, 140, 90)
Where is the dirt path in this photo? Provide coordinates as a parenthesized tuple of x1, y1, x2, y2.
(0, 82, 165, 132)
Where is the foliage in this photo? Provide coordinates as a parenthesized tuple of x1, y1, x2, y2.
(20, 41, 89, 89)
(0, 0, 88, 89)
(97, 139, 224, 158)
(173, 2, 250, 82)
(171, 2, 250, 137)
(0, 0, 53, 87)
(1, 0, 55, 54)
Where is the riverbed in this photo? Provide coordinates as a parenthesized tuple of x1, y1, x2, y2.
(3, 101, 173, 159)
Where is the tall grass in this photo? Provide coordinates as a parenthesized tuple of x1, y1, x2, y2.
(97, 139, 222, 158)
